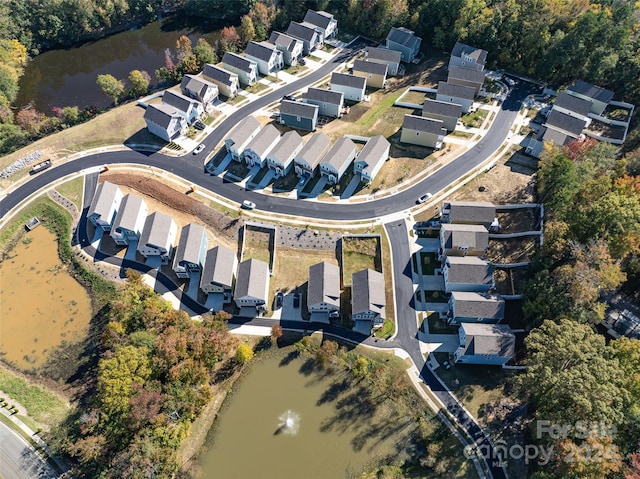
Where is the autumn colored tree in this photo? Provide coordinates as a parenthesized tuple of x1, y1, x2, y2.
(315, 340, 339, 368)
(248, 2, 275, 40)
(625, 451, 640, 479)
(96, 73, 125, 105)
(235, 343, 254, 364)
(15, 108, 45, 136)
(193, 38, 216, 66)
(271, 324, 283, 345)
(175, 35, 192, 63)
(238, 15, 256, 46)
(128, 69, 151, 97)
(557, 433, 622, 479)
(219, 26, 240, 53)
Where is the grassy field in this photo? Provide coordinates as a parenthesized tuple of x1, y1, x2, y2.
(54, 176, 85, 211)
(341, 236, 381, 283)
(241, 228, 273, 266)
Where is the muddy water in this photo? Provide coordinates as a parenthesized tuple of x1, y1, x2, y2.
(195, 352, 417, 479)
(0, 227, 92, 371)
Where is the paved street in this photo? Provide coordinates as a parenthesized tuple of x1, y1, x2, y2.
(0, 421, 58, 479)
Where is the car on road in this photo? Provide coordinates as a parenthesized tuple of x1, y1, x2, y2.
(293, 293, 301, 308)
(241, 200, 256, 210)
(194, 121, 206, 130)
(275, 291, 284, 309)
(417, 193, 433, 204)
(193, 143, 205, 154)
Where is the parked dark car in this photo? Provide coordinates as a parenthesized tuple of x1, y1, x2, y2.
(293, 293, 301, 308)
(194, 121, 206, 130)
(282, 94, 296, 102)
(275, 291, 284, 309)
(299, 58, 306, 66)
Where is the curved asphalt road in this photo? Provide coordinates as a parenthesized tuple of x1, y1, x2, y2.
(0, 421, 58, 479)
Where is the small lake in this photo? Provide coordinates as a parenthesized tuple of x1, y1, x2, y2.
(193, 351, 418, 479)
(15, 19, 195, 113)
(0, 227, 92, 371)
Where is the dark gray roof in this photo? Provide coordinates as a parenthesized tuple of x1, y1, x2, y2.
(268, 130, 304, 162)
(139, 212, 175, 250)
(247, 124, 281, 157)
(203, 64, 237, 86)
(295, 132, 331, 169)
(353, 59, 387, 76)
(422, 99, 462, 118)
(235, 258, 269, 300)
(302, 87, 344, 105)
(448, 66, 485, 84)
(280, 99, 319, 119)
(386, 27, 421, 50)
(112, 194, 146, 232)
(541, 126, 574, 145)
(331, 72, 366, 90)
(545, 110, 586, 137)
(568, 80, 614, 104)
(226, 116, 261, 147)
(402, 114, 446, 135)
(443, 201, 496, 224)
(303, 9, 334, 30)
(452, 291, 505, 320)
(445, 256, 493, 285)
(451, 42, 487, 65)
(324, 137, 356, 171)
(200, 245, 237, 290)
(222, 52, 256, 73)
(89, 181, 121, 219)
(245, 41, 278, 62)
(269, 31, 297, 50)
(357, 135, 389, 171)
(441, 223, 489, 251)
(287, 21, 317, 42)
(460, 323, 514, 358)
(365, 47, 401, 64)
(438, 81, 475, 100)
(181, 75, 217, 98)
(352, 268, 385, 315)
(144, 103, 182, 129)
(173, 223, 206, 270)
(308, 261, 340, 308)
(553, 91, 592, 117)
(163, 90, 198, 113)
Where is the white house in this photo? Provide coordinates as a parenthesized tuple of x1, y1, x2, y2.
(234, 258, 270, 312)
(354, 135, 390, 184)
(137, 212, 178, 265)
(180, 74, 219, 108)
(110, 194, 148, 246)
(144, 103, 188, 141)
(454, 323, 515, 366)
(245, 41, 284, 75)
(303, 10, 337, 39)
(449, 42, 488, 71)
(266, 130, 304, 178)
(88, 181, 123, 232)
(162, 90, 204, 125)
(222, 52, 258, 86)
(301, 87, 344, 118)
(286, 21, 321, 55)
(319, 136, 357, 184)
(200, 245, 238, 304)
(330, 72, 366, 102)
(269, 31, 304, 66)
(352, 268, 386, 335)
(203, 64, 239, 98)
(294, 132, 331, 178)
(244, 124, 281, 168)
(225, 116, 261, 161)
(172, 223, 208, 279)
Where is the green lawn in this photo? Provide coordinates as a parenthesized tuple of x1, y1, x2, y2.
(374, 319, 395, 339)
(460, 109, 489, 128)
(55, 176, 84, 211)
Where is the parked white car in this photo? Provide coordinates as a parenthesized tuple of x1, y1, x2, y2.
(242, 200, 256, 210)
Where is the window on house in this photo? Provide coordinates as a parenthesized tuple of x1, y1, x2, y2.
(297, 116, 301, 121)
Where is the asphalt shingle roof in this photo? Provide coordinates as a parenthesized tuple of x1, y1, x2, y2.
(268, 130, 304, 163)
(445, 256, 493, 285)
(553, 91, 592, 117)
(144, 103, 182, 129)
(353, 59, 388, 76)
(203, 64, 237, 86)
(112, 194, 146, 233)
(139, 212, 175, 251)
(295, 132, 331, 169)
(545, 110, 586, 137)
(173, 223, 206, 270)
(302, 87, 344, 105)
(280, 99, 319, 119)
(303, 10, 334, 30)
(460, 323, 515, 358)
(568, 80, 614, 104)
(365, 47, 401, 64)
(386, 27, 421, 50)
(245, 41, 279, 62)
(438, 81, 475, 100)
(441, 223, 489, 251)
(331, 72, 366, 90)
(287, 21, 317, 42)
(442, 201, 496, 225)
(451, 291, 505, 320)
(448, 65, 485, 84)
(308, 261, 340, 308)
(222, 52, 256, 73)
(451, 42, 487, 65)
(89, 181, 121, 220)
(235, 258, 269, 300)
(200, 245, 237, 290)
(402, 114, 446, 135)
(422, 99, 462, 118)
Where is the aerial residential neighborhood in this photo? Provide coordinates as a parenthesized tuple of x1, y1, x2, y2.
(1, 2, 639, 479)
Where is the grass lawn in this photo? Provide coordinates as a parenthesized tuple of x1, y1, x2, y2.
(460, 108, 489, 128)
(401, 90, 428, 105)
(341, 236, 381, 284)
(374, 319, 394, 339)
(346, 89, 405, 138)
(241, 228, 273, 266)
(245, 82, 270, 94)
(450, 130, 474, 138)
(54, 176, 85, 211)
(308, 54, 322, 62)
(342, 251, 376, 282)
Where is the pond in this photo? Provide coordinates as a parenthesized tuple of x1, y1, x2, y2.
(0, 227, 92, 372)
(193, 350, 419, 479)
(15, 19, 194, 114)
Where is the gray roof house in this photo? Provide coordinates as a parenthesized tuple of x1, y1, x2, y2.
(525, 108, 587, 158)
(319, 136, 357, 184)
(455, 323, 515, 366)
(294, 132, 331, 178)
(545, 109, 587, 138)
(245, 41, 284, 75)
(307, 261, 341, 317)
(172, 223, 208, 279)
(449, 42, 488, 71)
(234, 258, 270, 312)
(243, 124, 281, 168)
(225, 116, 261, 161)
(280, 99, 319, 131)
(301, 87, 344, 118)
(352, 59, 388, 89)
(422, 99, 462, 131)
(303, 9, 337, 39)
(331, 72, 367, 102)
(222, 52, 258, 86)
(88, 181, 123, 231)
(449, 291, 505, 325)
(351, 268, 386, 335)
(386, 27, 421, 63)
(365, 47, 402, 76)
(443, 256, 494, 293)
(447, 66, 485, 95)
(137, 212, 178, 265)
(553, 91, 592, 120)
(144, 103, 188, 141)
(180, 74, 219, 107)
(162, 90, 204, 125)
(400, 114, 446, 149)
(439, 223, 489, 259)
(286, 21, 321, 55)
(266, 130, 304, 178)
(441, 201, 498, 229)
(354, 135, 390, 184)
(269, 31, 304, 66)
(200, 245, 238, 304)
(203, 64, 239, 98)
(567, 80, 614, 116)
(110, 194, 148, 246)
(436, 81, 475, 113)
